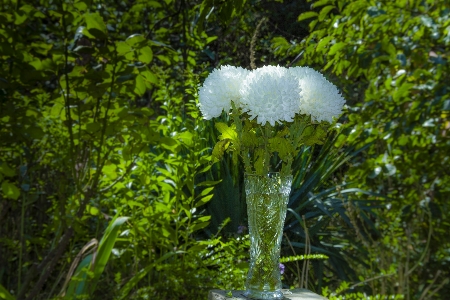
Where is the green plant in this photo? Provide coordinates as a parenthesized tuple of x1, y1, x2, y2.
(270, 0, 450, 297)
(0, 0, 227, 298)
(60, 214, 128, 298)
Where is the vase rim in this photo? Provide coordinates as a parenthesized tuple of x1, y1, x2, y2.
(244, 172, 292, 177)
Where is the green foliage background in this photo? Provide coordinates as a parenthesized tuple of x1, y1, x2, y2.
(0, 0, 449, 299)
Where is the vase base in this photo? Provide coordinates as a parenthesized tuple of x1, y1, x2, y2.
(243, 289, 284, 299)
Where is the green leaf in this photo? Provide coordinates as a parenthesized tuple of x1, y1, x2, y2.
(190, 216, 211, 232)
(196, 187, 214, 199)
(393, 82, 413, 102)
(195, 194, 214, 208)
(19, 4, 35, 13)
(85, 13, 107, 39)
(73, 46, 95, 55)
(89, 206, 100, 216)
(215, 122, 238, 141)
(89, 216, 129, 294)
(159, 137, 180, 151)
(74, 1, 88, 11)
(298, 11, 318, 22)
(212, 139, 231, 161)
(196, 180, 222, 187)
(126, 34, 146, 47)
(14, 12, 27, 25)
(1, 181, 20, 200)
(316, 36, 333, 53)
(241, 130, 259, 147)
(134, 74, 146, 96)
(0, 162, 15, 177)
(0, 284, 15, 300)
(116, 41, 132, 55)
(176, 131, 193, 146)
(312, 0, 334, 8)
(319, 6, 335, 21)
(102, 164, 117, 180)
(127, 201, 145, 209)
(140, 70, 158, 84)
(138, 46, 153, 64)
(328, 42, 346, 55)
(268, 137, 295, 160)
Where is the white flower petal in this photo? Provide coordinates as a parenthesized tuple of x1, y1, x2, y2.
(198, 65, 250, 119)
(240, 65, 301, 126)
(289, 66, 346, 123)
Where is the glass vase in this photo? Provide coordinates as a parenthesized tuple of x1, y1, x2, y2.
(244, 172, 292, 299)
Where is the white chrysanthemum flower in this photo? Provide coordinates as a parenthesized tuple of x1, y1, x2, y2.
(289, 66, 346, 123)
(198, 65, 250, 119)
(240, 65, 301, 126)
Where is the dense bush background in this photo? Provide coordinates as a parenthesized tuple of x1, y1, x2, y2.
(0, 0, 448, 299)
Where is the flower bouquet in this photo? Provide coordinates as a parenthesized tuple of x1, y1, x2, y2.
(198, 65, 345, 299)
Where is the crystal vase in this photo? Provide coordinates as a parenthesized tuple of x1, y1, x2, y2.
(244, 172, 293, 299)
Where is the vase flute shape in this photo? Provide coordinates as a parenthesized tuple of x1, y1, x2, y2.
(244, 173, 292, 300)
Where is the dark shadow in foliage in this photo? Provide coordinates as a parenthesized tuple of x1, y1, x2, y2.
(206, 157, 246, 234)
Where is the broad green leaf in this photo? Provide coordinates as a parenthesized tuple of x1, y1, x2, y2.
(1, 181, 20, 200)
(156, 54, 171, 65)
(19, 4, 35, 13)
(102, 164, 117, 180)
(159, 137, 180, 151)
(14, 12, 27, 25)
(0, 162, 15, 177)
(89, 206, 100, 216)
(176, 131, 193, 146)
(328, 42, 346, 55)
(126, 34, 146, 47)
(134, 74, 146, 96)
(316, 36, 333, 53)
(85, 13, 107, 39)
(88, 216, 129, 294)
(116, 41, 132, 55)
(0, 284, 15, 300)
(312, 0, 334, 8)
(319, 6, 335, 21)
(86, 122, 101, 133)
(138, 46, 153, 64)
(73, 1, 88, 11)
(140, 70, 158, 84)
(298, 11, 318, 22)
